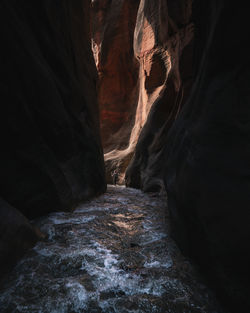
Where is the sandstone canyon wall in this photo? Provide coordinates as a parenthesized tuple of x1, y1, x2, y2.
(93, 1, 250, 311)
(1, 1, 249, 312)
(164, 2, 250, 312)
(92, 0, 194, 187)
(91, 0, 140, 183)
(0, 0, 106, 276)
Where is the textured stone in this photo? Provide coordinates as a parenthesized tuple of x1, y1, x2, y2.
(0, 0, 106, 219)
(92, 0, 194, 186)
(164, 2, 250, 312)
(0, 198, 41, 279)
(91, 0, 140, 183)
(126, 0, 194, 191)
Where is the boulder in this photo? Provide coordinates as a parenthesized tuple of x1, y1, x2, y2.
(0, 198, 41, 279)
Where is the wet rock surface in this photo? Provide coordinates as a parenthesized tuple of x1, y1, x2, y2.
(0, 198, 41, 278)
(0, 186, 225, 313)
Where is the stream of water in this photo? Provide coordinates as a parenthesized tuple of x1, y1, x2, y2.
(0, 186, 225, 313)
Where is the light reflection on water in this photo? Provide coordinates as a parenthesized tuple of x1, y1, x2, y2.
(0, 186, 225, 313)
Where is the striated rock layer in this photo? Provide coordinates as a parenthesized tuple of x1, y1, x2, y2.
(164, 2, 250, 312)
(92, 0, 194, 187)
(0, 0, 106, 274)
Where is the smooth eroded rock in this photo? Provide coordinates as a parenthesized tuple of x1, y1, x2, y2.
(0, 0, 106, 219)
(92, 0, 194, 187)
(164, 2, 250, 312)
(0, 198, 41, 279)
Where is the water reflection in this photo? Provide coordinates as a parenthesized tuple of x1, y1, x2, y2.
(0, 186, 226, 313)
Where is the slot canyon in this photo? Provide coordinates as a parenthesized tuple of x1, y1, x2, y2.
(0, 1, 249, 312)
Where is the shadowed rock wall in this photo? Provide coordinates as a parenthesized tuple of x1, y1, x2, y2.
(0, 0, 106, 274)
(0, 0, 106, 219)
(93, 1, 250, 311)
(164, 1, 250, 312)
(0, 199, 42, 279)
(1, 2, 249, 311)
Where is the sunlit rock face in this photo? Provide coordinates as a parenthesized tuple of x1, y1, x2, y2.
(92, 0, 194, 186)
(91, 0, 141, 183)
(164, 2, 250, 312)
(126, 0, 194, 191)
(0, 0, 106, 219)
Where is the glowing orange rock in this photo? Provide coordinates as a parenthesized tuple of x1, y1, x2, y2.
(91, 0, 194, 186)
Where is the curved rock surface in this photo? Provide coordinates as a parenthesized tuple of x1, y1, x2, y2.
(0, 0, 106, 219)
(92, 0, 194, 186)
(1, 2, 249, 312)
(164, 2, 250, 312)
(0, 0, 106, 275)
(91, 0, 140, 183)
(0, 198, 41, 279)
(93, 1, 250, 311)
(126, 0, 194, 191)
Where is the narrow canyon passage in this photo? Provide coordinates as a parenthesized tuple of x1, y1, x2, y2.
(92, 0, 195, 188)
(0, 187, 225, 313)
(1, 2, 250, 312)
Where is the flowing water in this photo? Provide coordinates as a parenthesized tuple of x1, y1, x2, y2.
(0, 186, 225, 313)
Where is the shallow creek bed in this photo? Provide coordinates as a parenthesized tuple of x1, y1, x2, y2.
(0, 186, 226, 313)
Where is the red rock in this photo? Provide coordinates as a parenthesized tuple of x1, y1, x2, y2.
(91, 0, 194, 186)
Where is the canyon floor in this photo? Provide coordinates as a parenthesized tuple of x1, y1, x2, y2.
(0, 186, 226, 313)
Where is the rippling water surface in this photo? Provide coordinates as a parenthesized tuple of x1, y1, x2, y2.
(0, 186, 225, 313)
